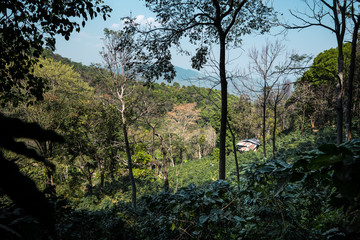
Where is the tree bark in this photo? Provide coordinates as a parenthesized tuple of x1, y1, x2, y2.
(346, 14, 359, 141)
(123, 124, 137, 209)
(262, 95, 267, 158)
(219, 34, 228, 180)
(227, 120, 240, 190)
(336, 41, 344, 145)
(272, 102, 277, 159)
(156, 133, 169, 191)
(198, 143, 202, 159)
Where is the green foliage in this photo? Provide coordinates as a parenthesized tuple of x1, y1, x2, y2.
(2, 21, 360, 238)
(0, 113, 64, 238)
(0, 0, 111, 105)
(289, 139, 360, 235)
(56, 202, 129, 240)
(301, 43, 351, 86)
(133, 180, 239, 239)
(133, 150, 152, 178)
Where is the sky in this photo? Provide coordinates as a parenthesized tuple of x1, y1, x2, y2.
(54, 0, 339, 72)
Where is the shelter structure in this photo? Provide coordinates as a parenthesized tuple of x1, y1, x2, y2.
(237, 138, 261, 152)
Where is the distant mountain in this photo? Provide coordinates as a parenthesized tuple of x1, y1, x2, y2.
(160, 66, 220, 90)
(43, 49, 219, 89)
(174, 66, 200, 80)
(171, 66, 201, 85)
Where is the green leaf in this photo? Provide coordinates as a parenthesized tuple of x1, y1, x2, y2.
(233, 216, 246, 223)
(171, 222, 176, 231)
(308, 154, 343, 170)
(199, 215, 209, 224)
(293, 159, 309, 170)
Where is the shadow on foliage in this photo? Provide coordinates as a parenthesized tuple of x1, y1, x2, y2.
(0, 113, 64, 239)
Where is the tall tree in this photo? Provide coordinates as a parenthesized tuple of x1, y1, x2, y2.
(269, 81, 291, 158)
(99, 20, 174, 207)
(284, 0, 350, 144)
(100, 29, 141, 208)
(346, 1, 360, 140)
(295, 44, 352, 132)
(239, 41, 290, 158)
(143, 0, 274, 179)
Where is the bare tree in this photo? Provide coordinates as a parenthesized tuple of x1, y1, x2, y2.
(100, 31, 138, 208)
(269, 81, 291, 158)
(238, 40, 291, 158)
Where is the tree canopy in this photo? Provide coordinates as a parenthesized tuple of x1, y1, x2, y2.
(0, 0, 111, 105)
(142, 0, 275, 179)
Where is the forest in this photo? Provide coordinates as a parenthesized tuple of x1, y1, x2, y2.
(1, 0, 360, 239)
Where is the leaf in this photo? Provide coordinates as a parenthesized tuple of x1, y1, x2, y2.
(199, 215, 209, 224)
(308, 154, 343, 170)
(171, 222, 176, 231)
(319, 144, 353, 156)
(233, 216, 246, 223)
(289, 172, 305, 182)
(258, 165, 274, 173)
(293, 159, 309, 170)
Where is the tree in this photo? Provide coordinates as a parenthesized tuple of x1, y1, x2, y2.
(143, 0, 274, 179)
(100, 29, 140, 208)
(346, 1, 360, 140)
(0, 0, 111, 105)
(269, 81, 291, 158)
(0, 2, 110, 235)
(5, 57, 99, 197)
(99, 21, 174, 207)
(31, 57, 94, 194)
(239, 41, 291, 158)
(284, 0, 353, 144)
(295, 44, 352, 131)
(166, 103, 201, 162)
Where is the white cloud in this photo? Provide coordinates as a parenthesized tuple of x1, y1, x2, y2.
(134, 15, 160, 27)
(109, 15, 160, 32)
(135, 15, 145, 24)
(110, 23, 121, 30)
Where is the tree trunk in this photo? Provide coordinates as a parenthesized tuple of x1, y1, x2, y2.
(301, 107, 305, 136)
(152, 127, 155, 158)
(346, 16, 359, 141)
(87, 173, 93, 195)
(219, 34, 228, 180)
(336, 42, 344, 145)
(100, 169, 105, 193)
(123, 124, 137, 209)
(157, 134, 169, 191)
(46, 169, 56, 197)
(161, 145, 169, 191)
(169, 135, 175, 166)
(272, 102, 277, 159)
(262, 96, 267, 158)
(109, 155, 116, 183)
(227, 120, 240, 190)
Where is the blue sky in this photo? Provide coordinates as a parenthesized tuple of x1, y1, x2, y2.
(54, 0, 338, 71)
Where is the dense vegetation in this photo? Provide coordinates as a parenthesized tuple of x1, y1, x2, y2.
(1, 0, 360, 239)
